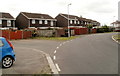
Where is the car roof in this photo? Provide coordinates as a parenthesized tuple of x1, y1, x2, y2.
(0, 37, 6, 40)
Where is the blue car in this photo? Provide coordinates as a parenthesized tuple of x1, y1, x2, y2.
(0, 37, 15, 68)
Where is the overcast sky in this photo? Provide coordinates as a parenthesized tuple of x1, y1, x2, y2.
(0, 0, 119, 25)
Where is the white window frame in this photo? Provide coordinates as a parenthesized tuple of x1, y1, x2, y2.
(7, 20, 11, 26)
(51, 21, 54, 26)
(70, 20, 72, 24)
(0, 20, 2, 24)
(74, 20, 76, 24)
(78, 21, 80, 24)
(45, 20, 48, 24)
(39, 20, 42, 24)
(32, 20, 35, 24)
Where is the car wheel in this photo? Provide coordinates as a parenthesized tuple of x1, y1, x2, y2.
(2, 56, 13, 68)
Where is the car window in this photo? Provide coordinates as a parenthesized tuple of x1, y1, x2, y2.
(0, 40, 4, 47)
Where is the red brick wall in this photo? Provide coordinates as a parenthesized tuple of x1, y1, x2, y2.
(0, 30, 32, 40)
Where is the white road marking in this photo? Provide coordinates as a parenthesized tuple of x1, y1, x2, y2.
(55, 64, 61, 72)
(56, 47, 59, 49)
(59, 44, 62, 46)
(53, 56, 56, 60)
(54, 50, 57, 54)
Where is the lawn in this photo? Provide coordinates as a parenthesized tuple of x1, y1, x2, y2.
(31, 36, 79, 41)
(113, 34, 120, 41)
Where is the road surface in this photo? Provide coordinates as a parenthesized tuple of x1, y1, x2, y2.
(54, 33, 118, 74)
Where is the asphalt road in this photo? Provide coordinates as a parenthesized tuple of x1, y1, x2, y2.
(2, 40, 63, 74)
(54, 33, 118, 74)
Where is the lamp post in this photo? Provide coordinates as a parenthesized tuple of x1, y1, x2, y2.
(68, 3, 71, 37)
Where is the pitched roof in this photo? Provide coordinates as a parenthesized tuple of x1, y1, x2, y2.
(0, 12, 14, 19)
(21, 12, 54, 19)
(60, 13, 79, 19)
(112, 21, 120, 24)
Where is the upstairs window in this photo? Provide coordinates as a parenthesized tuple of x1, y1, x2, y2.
(70, 20, 72, 24)
(51, 21, 54, 26)
(7, 20, 11, 26)
(32, 20, 35, 24)
(45, 20, 48, 24)
(74, 20, 77, 24)
(39, 20, 42, 24)
(0, 20, 2, 24)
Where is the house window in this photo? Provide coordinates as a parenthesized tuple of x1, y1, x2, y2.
(32, 20, 35, 24)
(78, 21, 80, 24)
(75, 20, 76, 24)
(0, 20, 2, 24)
(70, 20, 72, 24)
(7, 20, 11, 26)
(51, 21, 54, 26)
(45, 20, 48, 24)
(39, 20, 42, 24)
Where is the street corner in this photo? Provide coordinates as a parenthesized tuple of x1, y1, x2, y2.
(2, 47, 52, 74)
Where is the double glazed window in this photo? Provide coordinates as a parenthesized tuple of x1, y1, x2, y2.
(0, 20, 2, 24)
(45, 20, 48, 24)
(7, 20, 11, 26)
(32, 20, 35, 24)
(39, 20, 42, 24)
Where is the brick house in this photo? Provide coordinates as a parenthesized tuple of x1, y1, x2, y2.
(79, 17, 100, 27)
(55, 13, 100, 28)
(16, 12, 57, 29)
(111, 21, 120, 32)
(55, 13, 80, 27)
(0, 12, 15, 28)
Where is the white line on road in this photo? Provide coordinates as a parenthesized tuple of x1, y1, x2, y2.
(53, 56, 56, 60)
(55, 64, 61, 72)
(59, 44, 62, 46)
(56, 47, 59, 49)
(54, 50, 57, 54)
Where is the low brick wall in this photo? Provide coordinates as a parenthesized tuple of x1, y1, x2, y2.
(0, 30, 32, 40)
(70, 27, 88, 35)
(36, 29, 65, 37)
(91, 28, 97, 33)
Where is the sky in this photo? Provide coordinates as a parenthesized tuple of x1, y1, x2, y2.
(0, 0, 119, 26)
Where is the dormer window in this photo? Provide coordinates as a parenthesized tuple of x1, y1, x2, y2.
(32, 20, 35, 24)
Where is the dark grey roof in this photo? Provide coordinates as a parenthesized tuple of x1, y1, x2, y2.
(21, 12, 54, 19)
(0, 12, 14, 19)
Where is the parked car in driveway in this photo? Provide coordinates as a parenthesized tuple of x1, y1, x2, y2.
(0, 37, 15, 68)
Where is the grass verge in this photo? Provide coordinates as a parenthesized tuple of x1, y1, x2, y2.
(31, 36, 79, 41)
(113, 34, 120, 41)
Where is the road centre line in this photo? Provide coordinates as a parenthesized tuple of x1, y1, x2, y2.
(56, 47, 59, 49)
(53, 56, 56, 60)
(54, 50, 57, 54)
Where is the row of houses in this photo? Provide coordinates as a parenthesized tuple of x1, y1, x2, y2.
(0, 12, 100, 29)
